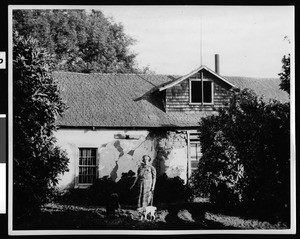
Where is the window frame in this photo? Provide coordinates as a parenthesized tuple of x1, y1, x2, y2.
(189, 77, 214, 105)
(187, 131, 202, 178)
(77, 147, 98, 187)
(190, 142, 201, 172)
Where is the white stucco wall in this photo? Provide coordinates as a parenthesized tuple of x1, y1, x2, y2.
(54, 128, 189, 189)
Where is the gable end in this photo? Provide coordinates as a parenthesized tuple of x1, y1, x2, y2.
(165, 69, 233, 113)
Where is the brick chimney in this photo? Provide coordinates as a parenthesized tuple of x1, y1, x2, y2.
(215, 54, 220, 74)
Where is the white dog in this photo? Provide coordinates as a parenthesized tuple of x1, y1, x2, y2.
(137, 206, 157, 221)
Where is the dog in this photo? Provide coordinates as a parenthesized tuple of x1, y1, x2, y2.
(137, 206, 157, 221)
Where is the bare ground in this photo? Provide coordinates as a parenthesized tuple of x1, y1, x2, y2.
(13, 203, 289, 231)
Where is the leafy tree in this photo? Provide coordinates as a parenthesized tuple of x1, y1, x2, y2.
(13, 31, 69, 218)
(137, 65, 157, 75)
(191, 88, 290, 222)
(13, 9, 143, 73)
(279, 53, 290, 94)
(278, 36, 290, 94)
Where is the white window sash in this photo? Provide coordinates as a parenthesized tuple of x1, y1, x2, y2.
(189, 78, 214, 105)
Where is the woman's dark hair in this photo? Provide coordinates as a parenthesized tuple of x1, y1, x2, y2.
(142, 155, 151, 162)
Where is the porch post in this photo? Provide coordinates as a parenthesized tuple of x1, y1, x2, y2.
(187, 131, 191, 179)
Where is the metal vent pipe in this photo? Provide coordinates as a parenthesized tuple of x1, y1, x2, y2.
(215, 54, 220, 74)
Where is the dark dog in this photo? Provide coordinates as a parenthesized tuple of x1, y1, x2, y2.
(106, 193, 121, 216)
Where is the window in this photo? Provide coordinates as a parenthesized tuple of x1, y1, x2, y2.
(188, 132, 202, 176)
(190, 79, 213, 104)
(190, 143, 201, 172)
(79, 148, 97, 185)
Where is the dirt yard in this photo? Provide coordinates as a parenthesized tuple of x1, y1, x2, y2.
(13, 203, 289, 231)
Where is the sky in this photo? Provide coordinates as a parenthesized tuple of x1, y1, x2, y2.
(93, 6, 294, 78)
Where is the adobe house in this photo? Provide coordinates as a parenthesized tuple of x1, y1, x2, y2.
(53, 55, 289, 189)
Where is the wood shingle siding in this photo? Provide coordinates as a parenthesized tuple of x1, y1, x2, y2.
(165, 70, 232, 112)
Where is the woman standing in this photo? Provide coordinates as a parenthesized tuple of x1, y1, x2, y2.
(130, 155, 156, 207)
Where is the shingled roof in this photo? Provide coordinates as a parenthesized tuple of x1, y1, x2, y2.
(223, 76, 289, 102)
(53, 72, 289, 128)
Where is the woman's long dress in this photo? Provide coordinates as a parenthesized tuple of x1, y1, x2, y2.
(137, 165, 156, 207)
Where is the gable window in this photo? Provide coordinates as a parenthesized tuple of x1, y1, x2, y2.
(78, 148, 97, 185)
(190, 79, 213, 104)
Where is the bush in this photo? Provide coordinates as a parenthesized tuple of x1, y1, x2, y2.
(116, 170, 137, 205)
(191, 88, 290, 222)
(154, 174, 192, 203)
(57, 172, 137, 206)
(87, 177, 117, 205)
(57, 188, 92, 205)
(58, 173, 192, 206)
(13, 32, 69, 218)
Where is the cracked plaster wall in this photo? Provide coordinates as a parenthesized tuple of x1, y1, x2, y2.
(155, 131, 188, 183)
(54, 129, 189, 189)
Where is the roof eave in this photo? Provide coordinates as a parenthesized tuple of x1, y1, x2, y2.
(159, 65, 235, 91)
(203, 66, 236, 87)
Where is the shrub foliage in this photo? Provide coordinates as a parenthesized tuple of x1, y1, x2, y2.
(154, 174, 192, 203)
(191, 88, 290, 222)
(58, 173, 192, 206)
(13, 32, 69, 218)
